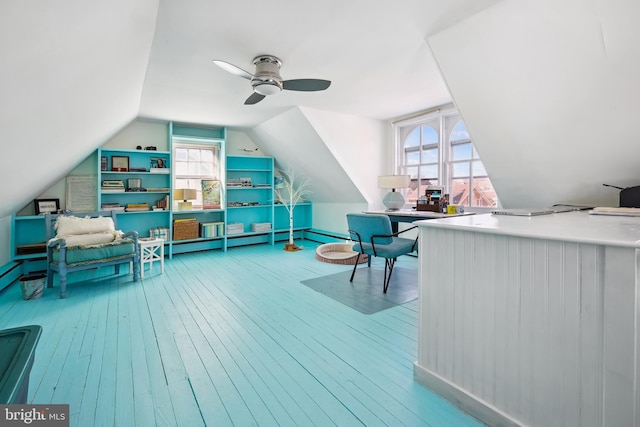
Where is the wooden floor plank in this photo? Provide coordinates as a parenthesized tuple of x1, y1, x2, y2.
(0, 240, 484, 427)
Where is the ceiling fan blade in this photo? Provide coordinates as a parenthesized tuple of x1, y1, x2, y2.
(212, 60, 253, 80)
(244, 92, 266, 105)
(282, 79, 331, 92)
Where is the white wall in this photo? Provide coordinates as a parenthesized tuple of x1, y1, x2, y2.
(301, 107, 390, 210)
(0, 0, 159, 219)
(248, 107, 390, 234)
(428, 0, 640, 208)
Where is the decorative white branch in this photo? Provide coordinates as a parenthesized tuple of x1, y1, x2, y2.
(274, 165, 311, 246)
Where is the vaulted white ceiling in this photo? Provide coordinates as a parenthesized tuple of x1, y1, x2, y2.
(0, 0, 500, 219)
(139, 0, 500, 127)
(4, 0, 637, 222)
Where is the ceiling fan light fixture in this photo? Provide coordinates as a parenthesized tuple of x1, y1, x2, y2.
(214, 54, 330, 105)
(253, 82, 281, 96)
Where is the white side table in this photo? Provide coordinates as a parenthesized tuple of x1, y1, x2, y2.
(138, 238, 164, 278)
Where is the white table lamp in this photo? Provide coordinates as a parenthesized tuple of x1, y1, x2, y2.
(378, 175, 411, 211)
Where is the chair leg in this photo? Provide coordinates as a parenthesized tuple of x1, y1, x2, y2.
(349, 253, 371, 282)
(383, 257, 397, 293)
(47, 268, 54, 288)
(350, 253, 362, 282)
(59, 267, 67, 299)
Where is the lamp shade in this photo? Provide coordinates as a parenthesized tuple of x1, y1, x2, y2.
(377, 175, 411, 189)
(173, 188, 197, 201)
(173, 188, 197, 211)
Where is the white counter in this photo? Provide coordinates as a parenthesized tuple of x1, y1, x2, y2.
(414, 211, 640, 427)
(415, 210, 640, 247)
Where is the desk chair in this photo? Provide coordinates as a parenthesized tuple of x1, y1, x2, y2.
(347, 213, 418, 293)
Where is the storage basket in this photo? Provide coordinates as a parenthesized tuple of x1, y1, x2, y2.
(19, 274, 45, 300)
(173, 219, 199, 240)
(416, 201, 444, 212)
(150, 226, 170, 240)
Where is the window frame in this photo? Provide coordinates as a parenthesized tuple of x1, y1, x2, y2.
(171, 137, 222, 210)
(394, 108, 498, 208)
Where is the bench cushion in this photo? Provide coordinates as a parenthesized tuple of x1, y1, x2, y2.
(51, 239, 135, 267)
(55, 215, 115, 236)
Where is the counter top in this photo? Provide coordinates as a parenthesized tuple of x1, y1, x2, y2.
(416, 211, 640, 248)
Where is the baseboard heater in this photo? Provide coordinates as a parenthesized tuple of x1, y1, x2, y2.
(304, 229, 349, 243)
(0, 261, 23, 292)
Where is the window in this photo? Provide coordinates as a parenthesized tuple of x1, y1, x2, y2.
(172, 139, 221, 210)
(395, 109, 498, 208)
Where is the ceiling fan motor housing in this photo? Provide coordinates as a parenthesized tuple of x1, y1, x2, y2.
(251, 55, 283, 95)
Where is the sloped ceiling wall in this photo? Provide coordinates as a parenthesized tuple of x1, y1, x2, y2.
(246, 107, 384, 205)
(428, 0, 640, 208)
(0, 0, 159, 219)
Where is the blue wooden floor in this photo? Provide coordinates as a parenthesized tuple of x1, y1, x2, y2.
(0, 241, 483, 427)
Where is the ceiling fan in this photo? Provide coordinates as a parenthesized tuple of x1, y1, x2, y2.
(212, 55, 331, 105)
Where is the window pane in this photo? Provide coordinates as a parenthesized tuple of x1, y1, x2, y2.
(175, 148, 188, 161)
(175, 178, 189, 189)
(472, 177, 498, 207)
(452, 161, 470, 178)
(175, 161, 189, 175)
(188, 149, 200, 161)
(201, 163, 214, 176)
(406, 150, 420, 165)
(419, 164, 438, 180)
(422, 126, 438, 145)
(405, 128, 420, 148)
(188, 162, 200, 176)
(451, 178, 470, 205)
(450, 121, 470, 142)
(452, 143, 472, 161)
(472, 160, 487, 177)
(201, 150, 213, 163)
(421, 147, 438, 163)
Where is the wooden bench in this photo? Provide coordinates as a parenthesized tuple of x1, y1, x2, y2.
(45, 211, 139, 298)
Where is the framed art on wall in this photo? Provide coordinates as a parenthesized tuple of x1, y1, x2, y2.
(111, 156, 129, 172)
(34, 198, 60, 215)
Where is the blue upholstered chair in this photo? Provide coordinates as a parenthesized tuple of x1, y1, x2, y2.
(347, 213, 418, 293)
(45, 211, 140, 298)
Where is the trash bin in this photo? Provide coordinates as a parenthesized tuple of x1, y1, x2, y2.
(18, 274, 45, 300)
(0, 325, 43, 404)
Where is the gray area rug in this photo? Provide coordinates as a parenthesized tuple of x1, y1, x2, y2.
(300, 266, 417, 314)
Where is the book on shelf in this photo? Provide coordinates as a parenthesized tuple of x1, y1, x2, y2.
(156, 195, 169, 210)
(200, 221, 225, 238)
(101, 179, 125, 192)
(150, 168, 170, 174)
(227, 179, 243, 188)
(146, 188, 170, 192)
(101, 203, 125, 212)
(251, 222, 272, 232)
(125, 203, 149, 212)
(174, 217, 197, 222)
(226, 222, 244, 235)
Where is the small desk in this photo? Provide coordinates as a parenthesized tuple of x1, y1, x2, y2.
(365, 209, 474, 232)
(138, 238, 164, 278)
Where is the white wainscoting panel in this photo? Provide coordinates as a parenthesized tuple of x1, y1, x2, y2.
(415, 226, 640, 427)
